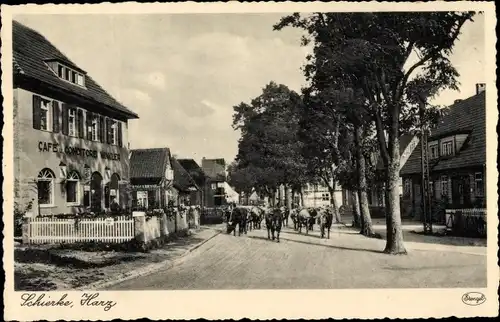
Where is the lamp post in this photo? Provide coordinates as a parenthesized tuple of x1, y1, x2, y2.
(105, 166, 111, 181)
(419, 98, 433, 234)
(59, 161, 67, 179)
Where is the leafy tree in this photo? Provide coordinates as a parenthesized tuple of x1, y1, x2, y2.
(275, 12, 474, 254)
(232, 82, 309, 206)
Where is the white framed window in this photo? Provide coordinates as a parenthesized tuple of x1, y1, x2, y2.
(76, 74, 84, 86)
(475, 172, 484, 197)
(37, 168, 55, 207)
(137, 191, 148, 208)
(322, 193, 330, 201)
(91, 115, 98, 141)
(57, 64, 64, 78)
(54, 63, 86, 87)
(66, 171, 80, 205)
(441, 176, 449, 198)
(68, 108, 76, 137)
(40, 99, 51, 131)
(110, 121, 117, 145)
(429, 143, 439, 159)
(441, 140, 454, 156)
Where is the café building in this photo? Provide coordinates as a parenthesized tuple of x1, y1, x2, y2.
(13, 21, 139, 215)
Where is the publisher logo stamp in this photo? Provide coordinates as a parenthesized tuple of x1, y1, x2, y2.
(462, 292, 486, 306)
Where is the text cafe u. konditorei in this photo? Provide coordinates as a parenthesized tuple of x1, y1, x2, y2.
(38, 141, 121, 161)
(13, 21, 139, 216)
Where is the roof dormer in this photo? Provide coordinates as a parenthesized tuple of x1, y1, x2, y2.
(45, 58, 86, 88)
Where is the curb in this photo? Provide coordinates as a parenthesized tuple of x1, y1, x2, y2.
(78, 229, 223, 291)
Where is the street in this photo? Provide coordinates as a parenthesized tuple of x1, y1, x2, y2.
(108, 224, 486, 290)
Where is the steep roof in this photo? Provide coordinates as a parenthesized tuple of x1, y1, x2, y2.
(172, 158, 199, 192)
(375, 134, 415, 170)
(400, 91, 486, 175)
(177, 159, 207, 187)
(130, 148, 170, 182)
(201, 158, 227, 182)
(12, 20, 138, 119)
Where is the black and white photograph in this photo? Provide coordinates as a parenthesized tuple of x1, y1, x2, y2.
(2, 1, 498, 320)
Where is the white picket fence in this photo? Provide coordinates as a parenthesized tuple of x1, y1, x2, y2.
(27, 216, 135, 244)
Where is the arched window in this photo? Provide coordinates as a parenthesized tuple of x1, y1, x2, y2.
(37, 168, 55, 206)
(66, 171, 80, 205)
(105, 173, 121, 208)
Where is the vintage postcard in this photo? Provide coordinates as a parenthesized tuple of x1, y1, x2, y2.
(2, 1, 498, 320)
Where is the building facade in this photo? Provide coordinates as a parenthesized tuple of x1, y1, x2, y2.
(129, 148, 200, 209)
(301, 182, 343, 208)
(400, 84, 486, 219)
(201, 158, 228, 207)
(13, 21, 139, 216)
(177, 159, 209, 207)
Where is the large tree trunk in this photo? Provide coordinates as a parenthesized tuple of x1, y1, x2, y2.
(384, 157, 407, 254)
(354, 124, 375, 237)
(352, 190, 361, 228)
(299, 187, 305, 207)
(285, 185, 292, 211)
(328, 186, 341, 223)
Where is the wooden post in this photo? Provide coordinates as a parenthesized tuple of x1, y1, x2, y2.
(22, 216, 31, 244)
(133, 211, 146, 243)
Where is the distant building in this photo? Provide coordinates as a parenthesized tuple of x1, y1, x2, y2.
(13, 21, 139, 215)
(129, 148, 199, 209)
(400, 85, 486, 218)
(301, 182, 343, 208)
(177, 158, 209, 207)
(201, 158, 228, 207)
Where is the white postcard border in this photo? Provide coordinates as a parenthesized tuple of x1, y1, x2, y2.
(2, 2, 498, 320)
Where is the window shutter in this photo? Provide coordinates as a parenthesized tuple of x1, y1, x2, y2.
(106, 118, 112, 144)
(99, 116, 105, 142)
(32, 95, 42, 130)
(52, 101, 60, 133)
(77, 109, 84, 138)
(86, 111, 93, 140)
(117, 122, 123, 147)
(61, 104, 69, 135)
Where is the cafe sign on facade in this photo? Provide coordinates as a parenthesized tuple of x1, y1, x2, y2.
(38, 141, 121, 161)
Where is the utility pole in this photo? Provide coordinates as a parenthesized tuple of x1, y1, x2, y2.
(419, 98, 433, 234)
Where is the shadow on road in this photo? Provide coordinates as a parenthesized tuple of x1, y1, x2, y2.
(247, 235, 384, 254)
(281, 230, 322, 239)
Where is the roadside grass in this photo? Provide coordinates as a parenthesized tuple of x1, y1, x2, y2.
(14, 228, 218, 291)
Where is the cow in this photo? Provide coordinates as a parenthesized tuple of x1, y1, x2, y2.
(296, 207, 319, 235)
(290, 208, 300, 230)
(248, 206, 264, 230)
(227, 207, 248, 236)
(317, 206, 334, 239)
(265, 207, 283, 242)
(279, 206, 290, 227)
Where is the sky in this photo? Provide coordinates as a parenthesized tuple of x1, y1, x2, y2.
(14, 13, 485, 166)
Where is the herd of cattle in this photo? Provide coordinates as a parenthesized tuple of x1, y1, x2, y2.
(223, 205, 335, 243)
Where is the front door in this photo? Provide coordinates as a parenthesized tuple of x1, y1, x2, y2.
(452, 176, 471, 207)
(91, 172, 103, 211)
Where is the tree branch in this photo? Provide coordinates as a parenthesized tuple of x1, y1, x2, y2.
(374, 107, 390, 166)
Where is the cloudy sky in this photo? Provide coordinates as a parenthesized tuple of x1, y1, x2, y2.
(14, 13, 485, 165)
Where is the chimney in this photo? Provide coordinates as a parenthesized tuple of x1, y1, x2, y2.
(476, 83, 486, 95)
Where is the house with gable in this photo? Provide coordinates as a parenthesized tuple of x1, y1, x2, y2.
(12, 21, 139, 215)
(201, 158, 228, 207)
(177, 158, 210, 207)
(129, 148, 200, 209)
(400, 84, 486, 219)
